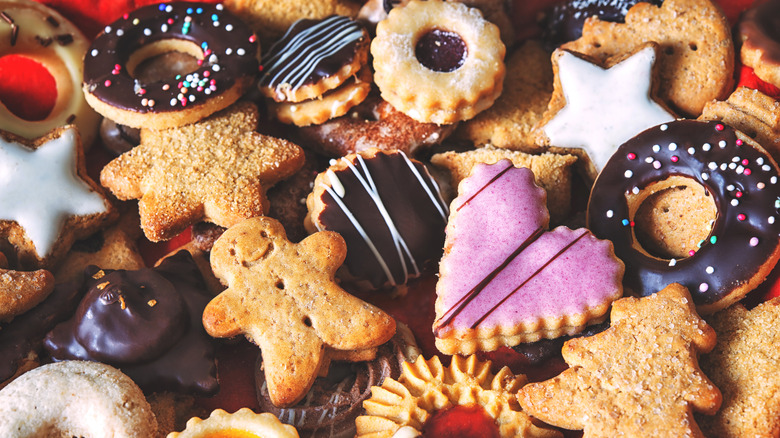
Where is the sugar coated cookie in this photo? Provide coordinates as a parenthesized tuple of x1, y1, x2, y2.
(371, 0, 505, 124)
(45, 251, 219, 396)
(698, 298, 780, 437)
(170, 408, 299, 438)
(100, 102, 304, 242)
(83, 2, 259, 129)
(306, 148, 449, 291)
(536, 44, 676, 182)
(518, 283, 721, 437)
(0, 126, 114, 269)
(587, 120, 780, 314)
(434, 161, 624, 355)
(356, 354, 562, 438)
(204, 216, 396, 407)
(0, 361, 158, 438)
(561, 0, 734, 117)
(0, 0, 100, 148)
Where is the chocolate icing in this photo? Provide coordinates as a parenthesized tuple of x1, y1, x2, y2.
(100, 118, 141, 156)
(587, 120, 780, 306)
(0, 278, 83, 383)
(44, 250, 219, 395)
(317, 151, 448, 290)
(83, 2, 258, 114)
(542, 0, 663, 48)
(415, 29, 467, 73)
(260, 15, 365, 94)
(256, 328, 418, 438)
(739, 0, 780, 65)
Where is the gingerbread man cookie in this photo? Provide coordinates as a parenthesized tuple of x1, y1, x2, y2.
(100, 102, 305, 242)
(203, 216, 396, 407)
(517, 283, 721, 437)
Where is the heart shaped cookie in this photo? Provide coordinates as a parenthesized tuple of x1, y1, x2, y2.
(433, 160, 624, 355)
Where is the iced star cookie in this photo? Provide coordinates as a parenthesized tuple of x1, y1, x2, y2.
(517, 283, 721, 438)
(100, 102, 305, 242)
(0, 126, 115, 269)
(433, 161, 624, 355)
(697, 298, 780, 437)
(203, 216, 396, 407)
(356, 354, 561, 438)
(561, 0, 734, 117)
(535, 43, 676, 182)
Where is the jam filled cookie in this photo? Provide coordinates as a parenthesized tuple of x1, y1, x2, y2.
(170, 408, 299, 438)
(83, 2, 259, 130)
(739, 0, 780, 90)
(356, 354, 562, 438)
(371, 0, 505, 124)
(305, 148, 449, 292)
(0, 0, 100, 148)
(587, 120, 780, 314)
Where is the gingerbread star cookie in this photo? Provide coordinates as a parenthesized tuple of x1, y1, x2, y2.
(0, 126, 115, 269)
(697, 298, 780, 437)
(100, 102, 305, 242)
(517, 283, 721, 437)
(561, 0, 734, 117)
(536, 43, 675, 183)
(203, 216, 396, 407)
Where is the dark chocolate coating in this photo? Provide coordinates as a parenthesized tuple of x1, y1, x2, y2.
(542, 0, 664, 47)
(588, 120, 780, 306)
(0, 278, 84, 383)
(44, 251, 219, 396)
(83, 2, 257, 114)
(316, 151, 448, 290)
(99, 118, 140, 156)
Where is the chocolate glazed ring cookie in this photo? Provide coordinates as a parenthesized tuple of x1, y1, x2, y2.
(588, 120, 780, 314)
(83, 2, 258, 129)
(256, 322, 420, 438)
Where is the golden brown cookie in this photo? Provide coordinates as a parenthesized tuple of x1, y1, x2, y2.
(224, 0, 361, 48)
(203, 216, 396, 407)
(739, 0, 780, 90)
(0, 263, 54, 323)
(0, 126, 116, 269)
(430, 146, 578, 224)
(517, 283, 721, 437)
(453, 40, 552, 152)
(356, 354, 562, 438)
(267, 66, 373, 126)
(371, 0, 506, 124)
(561, 0, 734, 117)
(535, 43, 676, 183)
(699, 86, 780, 161)
(170, 408, 299, 438)
(100, 102, 305, 242)
(697, 298, 780, 438)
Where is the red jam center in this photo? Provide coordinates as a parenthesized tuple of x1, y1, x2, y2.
(415, 29, 467, 72)
(0, 55, 56, 121)
(421, 405, 501, 438)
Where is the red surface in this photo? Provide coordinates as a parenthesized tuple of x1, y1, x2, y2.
(2, 0, 778, 436)
(422, 405, 502, 438)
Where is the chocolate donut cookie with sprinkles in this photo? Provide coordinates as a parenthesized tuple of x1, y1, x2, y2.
(82, 2, 259, 130)
(588, 120, 780, 314)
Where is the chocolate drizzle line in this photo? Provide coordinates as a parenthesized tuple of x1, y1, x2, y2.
(1, 11, 18, 46)
(434, 227, 546, 334)
(470, 230, 590, 329)
(455, 162, 514, 212)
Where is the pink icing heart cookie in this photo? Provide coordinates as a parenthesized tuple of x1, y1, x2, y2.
(433, 160, 624, 355)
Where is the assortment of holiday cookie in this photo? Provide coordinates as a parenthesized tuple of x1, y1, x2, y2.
(2, 0, 780, 436)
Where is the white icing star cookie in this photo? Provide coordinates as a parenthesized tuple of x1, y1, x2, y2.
(537, 43, 676, 182)
(0, 126, 114, 268)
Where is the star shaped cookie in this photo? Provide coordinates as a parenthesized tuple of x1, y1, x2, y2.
(0, 126, 114, 268)
(100, 102, 305, 242)
(203, 216, 396, 407)
(697, 298, 780, 437)
(537, 43, 675, 182)
(517, 283, 721, 437)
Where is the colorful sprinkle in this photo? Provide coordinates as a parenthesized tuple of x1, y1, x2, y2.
(737, 213, 746, 221)
(750, 237, 759, 247)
